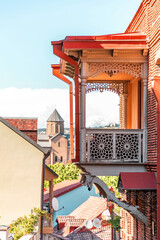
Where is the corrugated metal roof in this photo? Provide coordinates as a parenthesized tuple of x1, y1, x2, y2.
(47, 109, 64, 122)
(119, 172, 157, 190)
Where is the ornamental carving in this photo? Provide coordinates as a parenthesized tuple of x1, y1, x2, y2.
(115, 134, 139, 161)
(86, 82, 123, 95)
(88, 63, 142, 78)
(88, 131, 142, 162)
(90, 134, 113, 160)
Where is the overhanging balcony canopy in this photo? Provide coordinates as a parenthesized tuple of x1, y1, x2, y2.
(52, 32, 148, 78)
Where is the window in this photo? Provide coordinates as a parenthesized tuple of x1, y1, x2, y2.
(55, 124, 58, 133)
(58, 142, 60, 147)
(60, 156, 63, 162)
(55, 156, 57, 162)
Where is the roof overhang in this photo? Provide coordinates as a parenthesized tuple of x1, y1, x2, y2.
(52, 32, 148, 79)
(118, 172, 157, 191)
(52, 33, 148, 50)
(44, 165, 58, 181)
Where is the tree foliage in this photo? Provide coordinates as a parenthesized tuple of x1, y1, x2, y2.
(9, 208, 47, 240)
(98, 176, 120, 198)
(44, 163, 80, 188)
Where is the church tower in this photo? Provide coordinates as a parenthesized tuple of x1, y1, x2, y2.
(46, 109, 64, 136)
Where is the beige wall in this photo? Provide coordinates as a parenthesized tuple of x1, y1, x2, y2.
(0, 122, 44, 225)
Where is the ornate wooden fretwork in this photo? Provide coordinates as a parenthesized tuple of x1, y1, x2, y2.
(87, 130, 142, 162)
(88, 63, 142, 78)
(86, 82, 123, 95)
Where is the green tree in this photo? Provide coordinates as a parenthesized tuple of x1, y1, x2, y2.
(98, 176, 120, 198)
(44, 163, 80, 188)
(9, 208, 48, 240)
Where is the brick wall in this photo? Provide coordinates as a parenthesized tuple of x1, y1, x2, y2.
(5, 118, 37, 142)
(120, 190, 157, 240)
(126, 0, 160, 169)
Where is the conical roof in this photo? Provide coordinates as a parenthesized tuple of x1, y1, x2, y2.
(47, 109, 64, 122)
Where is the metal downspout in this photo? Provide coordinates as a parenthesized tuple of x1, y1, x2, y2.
(152, 77, 160, 239)
(51, 64, 74, 161)
(51, 43, 80, 162)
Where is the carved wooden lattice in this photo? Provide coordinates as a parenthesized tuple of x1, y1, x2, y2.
(88, 63, 142, 78)
(87, 130, 142, 162)
(86, 82, 123, 95)
(115, 134, 139, 160)
(90, 134, 113, 160)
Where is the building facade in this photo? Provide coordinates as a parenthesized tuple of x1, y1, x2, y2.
(0, 117, 58, 236)
(38, 109, 70, 165)
(51, 0, 160, 239)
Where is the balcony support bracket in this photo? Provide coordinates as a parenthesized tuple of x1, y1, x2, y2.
(80, 173, 149, 226)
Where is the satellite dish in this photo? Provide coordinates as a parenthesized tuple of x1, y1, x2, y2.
(93, 218, 101, 228)
(85, 220, 93, 229)
(102, 209, 111, 220)
(52, 197, 59, 211)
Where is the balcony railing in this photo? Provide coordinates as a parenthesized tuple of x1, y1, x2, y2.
(86, 129, 143, 163)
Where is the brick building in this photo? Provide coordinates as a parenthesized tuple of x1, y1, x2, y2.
(4, 117, 37, 142)
(38, 109, 70, 165)
(51, 0, 160, 239)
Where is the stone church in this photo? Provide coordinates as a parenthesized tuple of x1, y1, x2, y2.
(38, 109, 70, 165)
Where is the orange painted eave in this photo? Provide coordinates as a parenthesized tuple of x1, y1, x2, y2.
(63, 41, 148, 50)
(51, 33, 148, 50)
(65, 32, 147, 40)
(51, 64, 60, 70)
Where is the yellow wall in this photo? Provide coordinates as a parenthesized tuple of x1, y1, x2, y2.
(0, 122, 44, 225)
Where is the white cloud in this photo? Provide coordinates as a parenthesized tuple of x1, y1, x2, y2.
(86, 91, 119, 127)
(0, 88, 119, 128)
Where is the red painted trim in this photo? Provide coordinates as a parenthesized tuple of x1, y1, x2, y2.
(152, 76, 160, 240)
(63, 41, 147, 50)
(52, 43, 80, 162)
(65, 33, 147, 41)
(51, 64, 74, 161)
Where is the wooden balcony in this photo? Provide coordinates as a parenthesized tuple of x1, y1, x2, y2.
(76, 129, 146, 176)
(87, 129, 143, 163)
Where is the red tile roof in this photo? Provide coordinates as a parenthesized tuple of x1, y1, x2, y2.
(56, 197, 112, 239)
(69, 196, 107, 220)
(4, 118, 37, 131)
(68, 225, 112, 240)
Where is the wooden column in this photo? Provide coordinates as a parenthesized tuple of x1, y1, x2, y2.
(123, 82, 128, 129)
(80, 62, 88, 162)
(49, 180, 53, 227)
(142, 63, 148, 163)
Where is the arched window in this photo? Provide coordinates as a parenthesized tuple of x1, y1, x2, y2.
(55, 124, 58, 133)
(60, 156, 63, 162)
(55, 156, 57, 162)
(58, 142, 60, 147)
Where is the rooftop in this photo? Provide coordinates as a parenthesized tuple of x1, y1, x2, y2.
(47, 109, 64, 122)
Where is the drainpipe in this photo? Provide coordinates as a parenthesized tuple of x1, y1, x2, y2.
(152, 76, 160, 239)
(51, 64, 74, 161)
(51, 42, 80, 162)
(41, 152, 50, 239)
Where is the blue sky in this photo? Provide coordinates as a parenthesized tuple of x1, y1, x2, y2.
(0, 0, 141, 89)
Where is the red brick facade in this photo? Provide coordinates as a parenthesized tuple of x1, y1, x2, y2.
(120, 1, 159, 239)
(5, 118, 37, 142)
(121, 190, 157, 240)
(126, 0, 160, 169)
